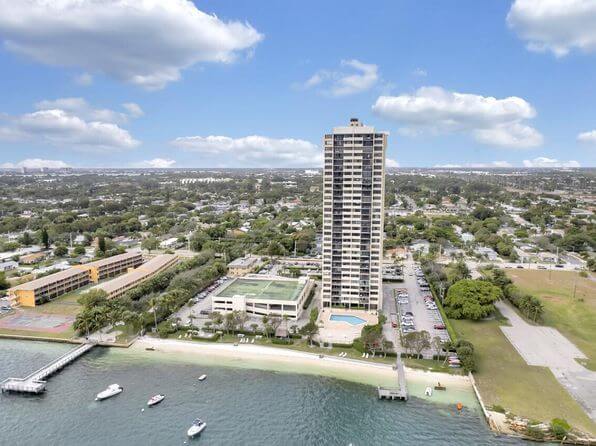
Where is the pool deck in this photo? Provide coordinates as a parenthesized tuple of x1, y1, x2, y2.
(318, 309, 378, 344)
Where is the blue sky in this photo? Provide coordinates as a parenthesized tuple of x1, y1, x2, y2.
(0, 0, 595, 168)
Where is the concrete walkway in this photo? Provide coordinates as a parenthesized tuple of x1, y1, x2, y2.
(497, 301, 596, 420)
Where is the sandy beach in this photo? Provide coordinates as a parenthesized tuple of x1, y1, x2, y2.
(133, 337, 478, 407)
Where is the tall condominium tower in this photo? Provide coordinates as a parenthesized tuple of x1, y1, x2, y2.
(322, 118, 387, 311)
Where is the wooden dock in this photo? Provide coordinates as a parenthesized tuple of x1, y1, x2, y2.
(378, 357, 408, 401)
(1, 342, 95, 394)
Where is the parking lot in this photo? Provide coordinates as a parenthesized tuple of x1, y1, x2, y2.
(383, 259, 451, 357)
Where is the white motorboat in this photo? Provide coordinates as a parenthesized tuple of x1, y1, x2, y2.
(95, 384, 123, 401)
(187, 418, 207, 437)
(147, 394, 165, 407)
(424, 386, 433, 397)
(198, 374, 207, 381)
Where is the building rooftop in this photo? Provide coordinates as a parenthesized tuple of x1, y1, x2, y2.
(85, 250, 142, 268)
(9, 267, 86, 291)
(227, 255, 259, 268)
(214, 277, 306, 301)
(92, 254, 177, 295)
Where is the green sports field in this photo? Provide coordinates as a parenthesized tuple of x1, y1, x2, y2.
(216, 278, 304, 301)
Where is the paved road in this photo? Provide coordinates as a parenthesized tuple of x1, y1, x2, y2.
(498, 301, 596, 421)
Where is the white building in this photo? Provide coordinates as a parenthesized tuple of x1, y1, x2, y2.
(211, 276, 314, 320)
(321, 118, 386, 311)
(159, 237, 179, 249)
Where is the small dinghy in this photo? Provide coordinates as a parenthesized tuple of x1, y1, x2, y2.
(147, 394, 165, 407)
(187, 418, 207, 437)
(198, 374, 207, 381)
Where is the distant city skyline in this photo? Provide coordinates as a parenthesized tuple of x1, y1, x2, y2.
(0, 0, 595, 168)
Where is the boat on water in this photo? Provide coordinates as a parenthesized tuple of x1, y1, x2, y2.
(145, 347, 155, 351)
(147, 394, 165, 407)
(187, 418, 207, 437)
(198, 374, 207, 381)
(424, 386, 433, 397)
(95, 384, 123, 401)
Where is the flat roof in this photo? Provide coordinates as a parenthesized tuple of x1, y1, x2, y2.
(93, 254, 177, 294)
(214, 277, 305, 301)
(228, 256, 259, 268)
(85, 250, 142, 268)
(9, 267, 87, 291)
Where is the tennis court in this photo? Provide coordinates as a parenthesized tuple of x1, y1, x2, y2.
(0, 311, 75, 333)
(216, 278, 304, 301)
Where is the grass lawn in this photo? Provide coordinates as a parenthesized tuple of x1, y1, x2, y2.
(507, 269, 596, 370)
(29, 292, 82, 316)
(404, 357, 465, 375)
(451, 316, 596, 435)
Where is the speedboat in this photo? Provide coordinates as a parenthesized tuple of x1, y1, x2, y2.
(95, 384, 123, 401)
(147, 394, 165, 407)
(198, 374, 207, 381)
(187, 418, 207, 437)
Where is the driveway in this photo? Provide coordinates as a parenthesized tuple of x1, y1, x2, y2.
(497, 301, 596, 420)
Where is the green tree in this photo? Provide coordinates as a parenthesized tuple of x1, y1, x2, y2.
(40, 228, 50, 249)
(0, 271, 9, 290)
(299, 321, 319, 346)
(53, 245, 68, 257)
(97, 236, 106, 253)
(20, 231, 32, 246)
(141, 236, 160, 253)
(444, 279, 501, 320)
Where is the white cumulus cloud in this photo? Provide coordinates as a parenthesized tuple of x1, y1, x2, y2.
(1, 158, 70, 169)
(577, 129, 596, 144)
(34, 98, 142, 124)
(0, 0, 263, 90)
(0, 99, 140, 152)
(297, 59, 379, 97)
(372, 86, 543, 149)
(522, 157, 581, 168)
(386, 158, 400, 168)
(171, 135, 322, 167)
(507, 0, 596, 57)
(133, 158, 176, 168)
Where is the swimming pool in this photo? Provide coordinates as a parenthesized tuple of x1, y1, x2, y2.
(329, 314, 367, 325)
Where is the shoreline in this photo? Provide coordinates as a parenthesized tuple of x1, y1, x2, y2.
(132, 337, 478, 408)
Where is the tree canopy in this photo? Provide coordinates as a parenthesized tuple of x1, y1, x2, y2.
(444, 279, 501, 320)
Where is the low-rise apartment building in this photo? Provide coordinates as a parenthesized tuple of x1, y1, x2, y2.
(8, 250, 145, 307)
(91, 254, 178, 299)
(8, 267, 91, 307)
(84, 251, 143, 282)
(227, 255, 262, 277)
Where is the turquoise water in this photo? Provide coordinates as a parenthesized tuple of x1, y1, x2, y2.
(330, 314, 367, 325)
(0, 339, 525, 445)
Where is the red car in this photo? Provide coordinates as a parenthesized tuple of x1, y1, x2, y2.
(434, 324, 446, 329)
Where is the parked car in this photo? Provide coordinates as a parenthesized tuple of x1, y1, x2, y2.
(433, 324, 446, 329)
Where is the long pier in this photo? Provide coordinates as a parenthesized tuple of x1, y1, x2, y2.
(378, 357, 408, 401)
(1, 342, 95, 394)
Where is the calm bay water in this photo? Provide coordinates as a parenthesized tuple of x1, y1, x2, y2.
(0, 340, 524, 446)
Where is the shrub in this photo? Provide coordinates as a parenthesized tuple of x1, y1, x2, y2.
(491, 405, 506, 414)
(550, 418, 571, 440)
(271, 338, 293, 345)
